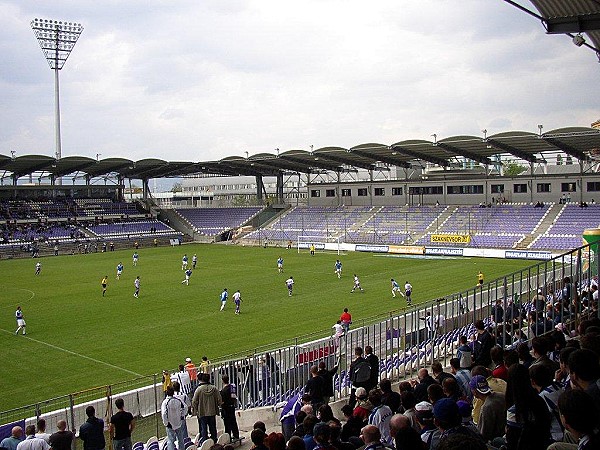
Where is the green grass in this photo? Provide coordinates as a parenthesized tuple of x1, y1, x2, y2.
(0, 244, 535, 410)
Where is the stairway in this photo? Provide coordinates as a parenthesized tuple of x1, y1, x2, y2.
(414, 206, 457, 243)
(515, 202, 563, 249)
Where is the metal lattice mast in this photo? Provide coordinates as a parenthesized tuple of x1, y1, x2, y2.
(30, 18, 83, 162)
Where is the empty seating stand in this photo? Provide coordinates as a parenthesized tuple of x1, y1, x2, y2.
(175, 207, 263, 236)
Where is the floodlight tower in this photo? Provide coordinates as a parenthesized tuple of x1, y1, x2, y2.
(30, 18, 83, 163)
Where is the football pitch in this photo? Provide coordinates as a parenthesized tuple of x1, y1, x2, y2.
(0, 243, 536, 410)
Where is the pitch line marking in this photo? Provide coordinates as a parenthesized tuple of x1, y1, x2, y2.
(0, 328, 144, 377)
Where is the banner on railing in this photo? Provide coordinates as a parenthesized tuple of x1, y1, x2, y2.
(430, 234, 471, 244)
(425, 247, 464, 256)
(505, 250, 553, 260)
(355, 244, 389, 253)
(388, 245, 425, 255)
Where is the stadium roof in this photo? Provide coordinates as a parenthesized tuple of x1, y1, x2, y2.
(1, 127, 599, 181)
(504, 0, 600, 59)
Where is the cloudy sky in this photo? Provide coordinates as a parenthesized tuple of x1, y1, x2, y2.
(0, 0, 598, 163)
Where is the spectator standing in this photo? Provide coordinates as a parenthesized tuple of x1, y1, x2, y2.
(161, 386, 187, 450)
(0, 427, 23, 450)
(348, 347, 371, 408)
(220, 375, 240, 441)
(472, 320, 494, 368)
(317, 360, 339, 405)
(191, 373, 222, 443)
(34, 420, 51, 444)
(79, 406, 106, 450)
(172, 381, 191, 438)
(456, 336, 473, 370)
(364, 346, 380, 393)
(185, 357, 198, 391)
(49, 421, 74, 450)
(16, 426, 49, 450)
(340, 308, 352, 333)
(109, 398, 135, 450)
(305, 365, 326, 411)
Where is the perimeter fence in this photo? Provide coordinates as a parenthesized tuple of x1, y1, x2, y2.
(1, 243, 598, 448)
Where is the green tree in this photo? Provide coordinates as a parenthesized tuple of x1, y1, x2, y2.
(504, 162, 527, 177)
(171, 182, 183, 193)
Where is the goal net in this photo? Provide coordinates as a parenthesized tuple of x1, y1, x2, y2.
(297, 235, 341, 255)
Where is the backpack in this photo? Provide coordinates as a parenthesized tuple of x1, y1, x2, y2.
(351, 359, 371, 384)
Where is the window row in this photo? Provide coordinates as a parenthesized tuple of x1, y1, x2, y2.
(311, 182, 598, 198)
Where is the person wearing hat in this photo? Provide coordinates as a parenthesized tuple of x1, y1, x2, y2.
(184, 358, 198, 391)
(533, 288, 546, 313)
(469, 375, 505, 443)
(352, 387, 373, 424)
(470, 366, 506, 426)
(414, 402, 436, 445)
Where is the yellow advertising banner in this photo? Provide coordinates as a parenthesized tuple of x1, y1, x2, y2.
(430, 234, 471, 244)
(388, 245, 425, 255)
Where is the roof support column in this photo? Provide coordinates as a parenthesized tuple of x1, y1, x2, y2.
(580, 160, 584, 204)
(369, 169, 373, 207)
(276, 172, 284, 203)
(143, 178, 149, 202)
(530, 161, 535, 204)
(337, 171, 341, 207)
(255, 175, 264, 204)
(117, 175, 124, 202)
(86, 174, 91, 198)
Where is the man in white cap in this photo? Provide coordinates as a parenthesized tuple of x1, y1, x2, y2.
(185, 358, 198, 391)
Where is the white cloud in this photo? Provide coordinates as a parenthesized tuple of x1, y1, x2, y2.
(0, 0, 598, 163)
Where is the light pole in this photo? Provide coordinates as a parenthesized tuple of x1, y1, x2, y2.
(31, 18, 83, 165)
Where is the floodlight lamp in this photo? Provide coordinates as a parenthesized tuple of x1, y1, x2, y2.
(573, 34, 585, 47)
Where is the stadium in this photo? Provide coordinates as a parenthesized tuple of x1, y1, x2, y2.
(1, 2, 600, 450)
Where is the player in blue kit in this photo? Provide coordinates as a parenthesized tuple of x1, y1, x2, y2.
(220, 288, 228, 311)
(391, 278, 404, 298)
(334, 260, 342, 279)
(116, 262, 124, 280)
(277, 257, 284, 273)
(132, 252, 139, 266)
(181, 254, 189, 270)
(182, 269, 193, 285)
(15, 306, 26, 335)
